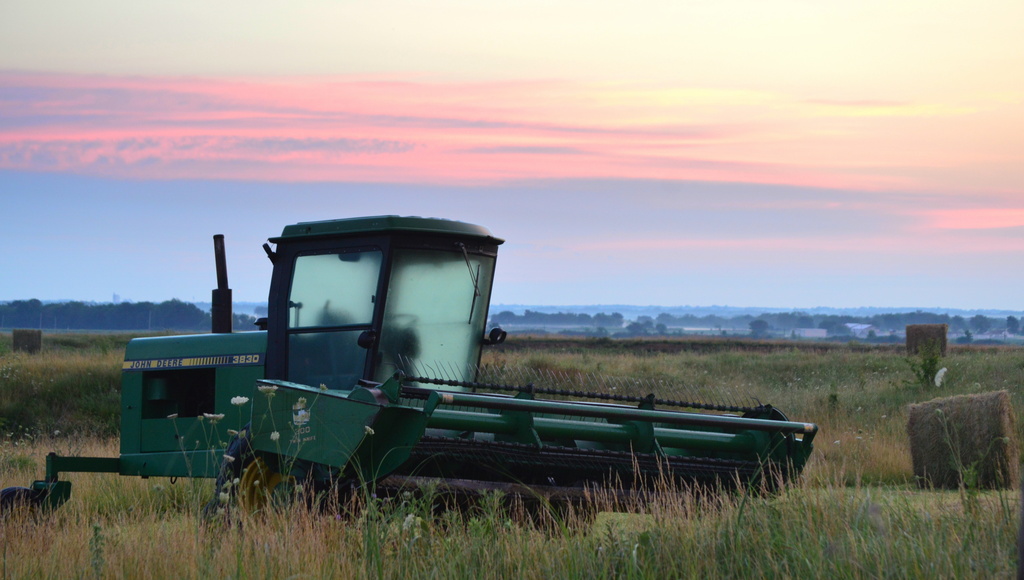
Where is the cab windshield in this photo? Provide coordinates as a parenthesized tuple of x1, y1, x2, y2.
(375, 248, 495, 382)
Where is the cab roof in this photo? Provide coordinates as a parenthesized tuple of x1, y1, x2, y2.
(271, 215, 503, 245)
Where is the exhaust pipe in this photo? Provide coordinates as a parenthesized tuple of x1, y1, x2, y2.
(211, 234, 232, 334)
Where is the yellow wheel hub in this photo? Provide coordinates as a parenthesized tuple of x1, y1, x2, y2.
(237, 457, 295, 512)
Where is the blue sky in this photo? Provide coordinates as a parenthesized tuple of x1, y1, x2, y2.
(2, 1, 1022, 310)
(4, 171, 1024, 310)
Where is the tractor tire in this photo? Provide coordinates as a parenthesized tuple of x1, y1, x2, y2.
(203, 423, 255, 517)
(204, 424, 297, 516)
(0, 486, 38, 516)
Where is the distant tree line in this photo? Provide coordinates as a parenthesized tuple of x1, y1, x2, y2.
(491, 310, 625, 328)
(489, 309, 1021, 339)
(653, 311, 1016, 335)
(0, 299, 256, 331)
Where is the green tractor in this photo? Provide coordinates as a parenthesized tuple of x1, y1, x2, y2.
(3, 216, 817, 512)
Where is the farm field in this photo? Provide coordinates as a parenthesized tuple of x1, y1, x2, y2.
(1, 333, 1022, 578)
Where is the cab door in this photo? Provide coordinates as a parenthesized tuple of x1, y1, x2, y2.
(283, 248, 383, 390)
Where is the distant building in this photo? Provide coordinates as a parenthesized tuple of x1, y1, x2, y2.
(793, 328, 827, 339)
(974, 330, 1010, 341)
(844, 323, 876, 338)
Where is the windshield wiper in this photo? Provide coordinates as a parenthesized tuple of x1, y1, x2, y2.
(456, 242, 481, 324)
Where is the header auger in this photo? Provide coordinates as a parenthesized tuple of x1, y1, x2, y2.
(3, 216, 816, 514)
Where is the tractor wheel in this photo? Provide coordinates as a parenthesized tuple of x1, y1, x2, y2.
(236, 455, 296, 512)
(205, 424, 254, 517)
(0, 486, 38, 516)
(206, 424, 296, 516)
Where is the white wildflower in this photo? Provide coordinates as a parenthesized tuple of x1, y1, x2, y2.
(364, 425, 375, 436)
(219, 492, 230, 504)
(167, 413, 178, 419)
(224, 454, 235, 463)
(297, 397, 307, 406)
(258, 384, 278, 394)
(934, 367, 947, 387)
(294, 484, 304, 494)
(403, 514, 423, 534)
(227, 429, 238, 436)
(270, 431, 280, 441)
(53, 430, 60, 436)
(319, 383, 328, 391)
(231, 396, 249, 406)
(203, 413, 225, 424)
(833, 440, 841, 445)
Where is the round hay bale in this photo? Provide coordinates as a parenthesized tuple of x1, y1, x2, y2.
(906, 324, 948, 357)
(907, 390, 1018, 489)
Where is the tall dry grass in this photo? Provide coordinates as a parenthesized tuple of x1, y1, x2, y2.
(1, 437, 1018, 578)
(0, 349, 122, 436)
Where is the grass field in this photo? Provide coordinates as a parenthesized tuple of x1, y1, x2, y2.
(1, 333, 1022, 578)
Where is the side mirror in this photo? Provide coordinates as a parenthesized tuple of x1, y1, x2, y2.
(357, 330, 378, 349)
(483, 327, 507, 346)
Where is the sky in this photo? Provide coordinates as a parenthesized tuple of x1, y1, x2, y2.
(1, 0, 1023, 310)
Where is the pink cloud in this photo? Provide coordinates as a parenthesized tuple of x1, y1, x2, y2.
(0, 72, 1018, 194)
(926, 208, 1024, 230)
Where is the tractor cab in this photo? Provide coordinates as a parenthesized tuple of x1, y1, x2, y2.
(263, 216, 504, 390)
